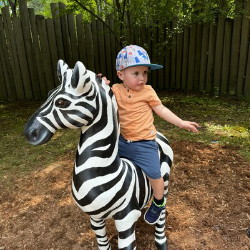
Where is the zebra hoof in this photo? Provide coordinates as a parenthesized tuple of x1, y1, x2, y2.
(155, 241, 168, 250)
(247, 227, 250, 238)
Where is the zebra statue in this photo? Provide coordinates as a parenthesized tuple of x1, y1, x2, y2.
(24, 60, 173, 250)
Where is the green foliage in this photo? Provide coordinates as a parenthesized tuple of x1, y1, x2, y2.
(26, 0, 98, 18)
(67, 0, 246, 47)
(27, 0, 54, 17)
(1, 0, 246, 46)
(1, 0, 245, 21)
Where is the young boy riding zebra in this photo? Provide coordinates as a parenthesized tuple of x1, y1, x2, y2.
(25, 45, 200, 249)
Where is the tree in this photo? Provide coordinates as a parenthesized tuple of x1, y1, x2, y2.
(69, 0, 246, 46)
(1, 0, 246, 46)
(0, 0, 18, 16)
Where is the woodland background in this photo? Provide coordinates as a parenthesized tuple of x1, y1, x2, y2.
(0, 0, 249, 100)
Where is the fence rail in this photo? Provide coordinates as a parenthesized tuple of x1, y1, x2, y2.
(0, 0, 250, 101)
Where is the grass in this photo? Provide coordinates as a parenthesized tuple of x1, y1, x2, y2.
(0, 101, 79, 183)
(156, 92, 250, 160)
(0, 93, 249, 184)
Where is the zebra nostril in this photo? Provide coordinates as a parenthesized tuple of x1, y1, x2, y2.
(31, 129, 39, 141)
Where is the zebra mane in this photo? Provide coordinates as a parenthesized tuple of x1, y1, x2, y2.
(56, 60, 118, 132)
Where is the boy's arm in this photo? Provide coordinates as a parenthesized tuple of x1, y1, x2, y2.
(152, 104, 200, 133)
(101, 76, 110, 85)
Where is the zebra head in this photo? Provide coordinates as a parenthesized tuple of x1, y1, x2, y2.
(25, 60, 113, 145)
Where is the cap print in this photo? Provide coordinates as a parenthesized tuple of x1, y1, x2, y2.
(116, 45, 163, 71)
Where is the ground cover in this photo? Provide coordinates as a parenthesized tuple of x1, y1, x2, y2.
(0, 93, 249, 249)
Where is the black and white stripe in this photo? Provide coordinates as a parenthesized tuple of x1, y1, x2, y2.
(25, 60, 174, 250)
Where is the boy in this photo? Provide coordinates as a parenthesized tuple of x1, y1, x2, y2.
(105, 45, 200, 224)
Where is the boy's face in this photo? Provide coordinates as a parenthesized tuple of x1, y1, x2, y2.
(117, 66, 149, 91)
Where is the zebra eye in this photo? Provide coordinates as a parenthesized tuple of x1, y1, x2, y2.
(55, 98, 70, 108)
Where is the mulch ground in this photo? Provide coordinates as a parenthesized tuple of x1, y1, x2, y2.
(1, 141, 249, 249)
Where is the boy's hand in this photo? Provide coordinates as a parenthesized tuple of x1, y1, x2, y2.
(180, 121, 200, 133)
(153, 104, 201, 132)
(97, 73, 110, 85)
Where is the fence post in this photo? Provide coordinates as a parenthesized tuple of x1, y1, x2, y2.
(187, 23, 197, 91)
(157, 24, 166, 90)
(228, 17, 242, 95)
(108, 16, 117, 83)
(206, 24, 216, 94)
(221, 19, 233, 95)
(68, 13, 79, 64)
(18, 0, 40, 100)
(13, 16, 33, 100)
(97, 20, 107, 76)
(91, 19, 101, 74)
(164, 23, 171, 90)
(76, 14, 87, 63)
(51, 3, 65, 61)
(58, 2, 73, 67)
(1, 7, 24, 100)
(0, 13, 16, 100)
(84, 22, 95, 71)
(170, 21, 177, 90)
(199, 23, 209, 93)
(104, 18, 113, 82)
(0, 52, 8, 100)
(0, 15, 8, 101)
(193, 23, 202, 90)
(244, 43, 250, 96)
(236, 0, 250, 96)
(176, 30, 183, 90)
(181, 26, 189, 90)
(36, 15, 55, 92)
(28, 8, 46, 97)
(214, 15, 226, 94)
(46, 18, 59, 86)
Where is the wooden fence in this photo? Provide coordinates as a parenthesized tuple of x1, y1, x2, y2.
(0, 0, 250, 101)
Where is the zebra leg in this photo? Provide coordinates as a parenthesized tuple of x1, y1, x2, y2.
(154, 175, 169, 250)
(114, 210, 141, 249)
(90, 217, 111, 250)
(154, 209, 168, 250)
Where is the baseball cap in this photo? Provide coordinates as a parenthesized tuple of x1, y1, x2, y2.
(116, 45, 163, 71)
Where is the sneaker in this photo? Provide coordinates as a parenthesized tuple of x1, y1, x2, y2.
(144, 199, 166, 225)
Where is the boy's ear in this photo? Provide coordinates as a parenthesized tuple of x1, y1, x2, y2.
(117, 71, 124, 81)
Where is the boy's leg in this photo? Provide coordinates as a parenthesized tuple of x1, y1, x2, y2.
(144, 177, 166, 225)
(148, 177, 164, 200)
(118, 139, 165, 224)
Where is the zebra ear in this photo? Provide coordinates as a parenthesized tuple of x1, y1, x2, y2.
(71, 61, 90, 91)
(57, 60, 69, 83)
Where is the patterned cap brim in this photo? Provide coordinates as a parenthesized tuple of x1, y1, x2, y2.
(123, 63, 163, 70)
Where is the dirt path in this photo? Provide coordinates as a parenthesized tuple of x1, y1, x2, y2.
(1, 141, 249, 249)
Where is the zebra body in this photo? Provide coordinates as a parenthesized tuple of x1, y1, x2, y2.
(25, 60, 173, 250)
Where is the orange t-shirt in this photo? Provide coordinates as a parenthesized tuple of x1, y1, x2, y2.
(112, 84, 162, 141)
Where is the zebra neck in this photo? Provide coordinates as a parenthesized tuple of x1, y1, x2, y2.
(74, 91, 120, 174)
